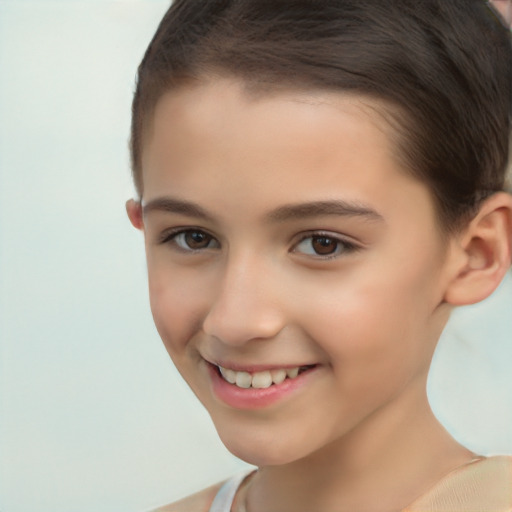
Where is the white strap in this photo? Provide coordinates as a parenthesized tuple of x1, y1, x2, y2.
(209, 471, 253, 512)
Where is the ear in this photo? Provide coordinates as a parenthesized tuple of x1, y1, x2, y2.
(444, 192, 512, 306)
(126, 199, 144, 230)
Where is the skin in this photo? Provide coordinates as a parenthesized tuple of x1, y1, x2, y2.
(492, 0, 512, 25)
(128, 78, 511, 512)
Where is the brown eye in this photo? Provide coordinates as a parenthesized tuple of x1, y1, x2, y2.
(164, 229, 219, 251)
(293, 233, 359, 259)
(184, 231, 213, 249)
(311, 236, 339, 255)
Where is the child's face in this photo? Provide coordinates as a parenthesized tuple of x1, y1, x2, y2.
(137, 79, 456, 466)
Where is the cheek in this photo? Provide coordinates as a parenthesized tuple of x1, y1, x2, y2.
(298, 257, 439, 386)
(146, 258, 208, 356)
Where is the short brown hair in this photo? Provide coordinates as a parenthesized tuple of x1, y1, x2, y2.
(131, 0, 512, 231)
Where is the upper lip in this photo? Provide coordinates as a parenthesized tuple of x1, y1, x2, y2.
(204, 357, 317, 373)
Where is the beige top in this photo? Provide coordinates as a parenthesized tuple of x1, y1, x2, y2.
(209, 456, 512, 512)
(403, 456, 512, 511)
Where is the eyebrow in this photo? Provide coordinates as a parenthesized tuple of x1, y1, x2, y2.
(143, 197, 216, 222)
(142, 196, 384, 224)
(265, 200, 384, 223)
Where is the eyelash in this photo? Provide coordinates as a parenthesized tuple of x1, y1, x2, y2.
(158, 228, 360, 259)
(292, 232, 361, 260)
(158, 227, 219, 252)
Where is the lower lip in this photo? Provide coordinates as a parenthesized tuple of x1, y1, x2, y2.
(207, 363, 318, 410)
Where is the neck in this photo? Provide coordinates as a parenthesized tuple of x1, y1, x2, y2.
(240, 379, 475, 512)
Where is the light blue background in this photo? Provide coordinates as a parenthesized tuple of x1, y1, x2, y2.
(0, 1, 511, 511)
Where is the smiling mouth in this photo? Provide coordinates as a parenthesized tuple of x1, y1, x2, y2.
(215, 364, 316, 389)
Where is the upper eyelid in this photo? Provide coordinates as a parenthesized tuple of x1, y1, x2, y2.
(157, 227, 221, 250)
(158, 226, 216, 240)
(291, 231, 362, 258)
(292, 230, 359, 245)
(158, 227, 353, 240)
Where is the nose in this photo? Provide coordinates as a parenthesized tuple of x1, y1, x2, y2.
(202, 253, 285, 346)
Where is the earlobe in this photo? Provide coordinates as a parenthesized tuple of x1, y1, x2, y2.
(126, 198, 144, 230)
(443, 192, 512, 306)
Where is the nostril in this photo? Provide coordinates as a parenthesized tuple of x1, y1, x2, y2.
(202, 303, 285, 346)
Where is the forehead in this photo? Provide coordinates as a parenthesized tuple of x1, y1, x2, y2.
(141, 78, 436, 229)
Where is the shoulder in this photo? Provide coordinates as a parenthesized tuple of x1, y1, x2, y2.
(404, 455, 512, 512)
(149, 481, 224, 512)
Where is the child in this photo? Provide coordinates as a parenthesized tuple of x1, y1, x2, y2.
(126, 1, 512, 510)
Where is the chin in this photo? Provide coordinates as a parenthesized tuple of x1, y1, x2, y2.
(226, 443, 301, 467)
(217, 426, 317, 467)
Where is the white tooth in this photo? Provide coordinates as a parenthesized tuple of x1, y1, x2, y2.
(270, 369, 287, 385)
(251, 371, 273, 389)
(225, 368, 237, 384)
(219, 366, 236, 384)
(235, 371, 252, 389)
(286, 367, 299, 379)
